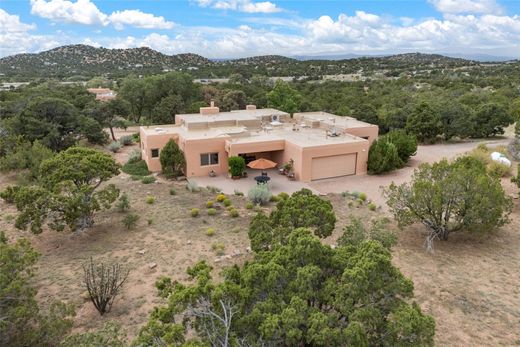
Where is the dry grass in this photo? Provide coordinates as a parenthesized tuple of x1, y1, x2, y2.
(1, 169, 519, 346)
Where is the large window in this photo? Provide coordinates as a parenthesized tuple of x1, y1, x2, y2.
(151, 149, 159, 158)
(200, 152, 219, 166)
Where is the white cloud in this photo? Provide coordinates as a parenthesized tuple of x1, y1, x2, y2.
(30, 0, 175, 29)
(109, 10, 174, 30)
(429, 0, 503, 14)
(30, 0, 108, 25)
(195, 0, 282, 13)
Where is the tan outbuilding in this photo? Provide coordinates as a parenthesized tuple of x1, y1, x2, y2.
(139, 104, 378, 182)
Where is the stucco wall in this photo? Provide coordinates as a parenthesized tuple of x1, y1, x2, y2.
(140, 128, 179, 172)
(344, 126, 379, 145)
(183, 137, 229, 178)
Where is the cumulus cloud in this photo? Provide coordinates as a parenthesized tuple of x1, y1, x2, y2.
(429, 0, 503, 14)
(195, 0, 282, 13)
(109, 10, 174, 30)
(0, 9, 60, 56)
(30, 0, 175, 29)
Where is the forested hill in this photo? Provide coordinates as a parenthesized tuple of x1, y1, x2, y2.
(0, 44, 497, 80)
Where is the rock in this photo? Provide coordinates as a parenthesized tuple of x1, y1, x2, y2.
(137, 249, 146, 255)
(246, 247, 251, 253)
(214, 258, 222, 263)
(148, 262, 157, 269)
(187, 240, 192, 245)
(331, 244, 336, 249)
(232, 249, 242, 257)
(224, 254, 232, 260)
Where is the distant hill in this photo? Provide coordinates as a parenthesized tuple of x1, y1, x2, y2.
(0, 45, 487, 79)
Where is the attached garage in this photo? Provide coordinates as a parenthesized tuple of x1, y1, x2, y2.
(311, 153, 357, 180)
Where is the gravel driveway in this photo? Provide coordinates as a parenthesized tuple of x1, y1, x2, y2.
(310, 137, 512, 207)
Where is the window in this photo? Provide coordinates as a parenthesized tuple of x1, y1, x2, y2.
(200, 152, 219, 166)
(151, 149, 159, 158)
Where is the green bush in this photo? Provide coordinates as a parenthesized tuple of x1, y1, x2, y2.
(269, 195, 279, 202)
(368, 139, 403, 174)
(122, 160, 149, 176)
(160, 139, 185, 178)
(247, 184, 272, 205)
(487, 161, 512, 177)
(191, 208, 199, 217)
(226, 205, 235, 212)
(146, 195, 155, 204)
(122, 213, 139, 230)
(206, 227, 215, 236)
(216, 194, 226, 202)
(223, 198, 232, 207)
(147, 218, 153, 225)
(384, 130, 418, 163)
(107, 141, 121, 153)
(206, 201, 214, 208)
(186, 181, 200, 192)
(206, 186, 221, 194)
(229, 209, 239, 218)
(368, 203, 377, 211)
(234, 189, 244, 196)
(278, 192, 289, 200)
(207, 208, 217, 216)
(359, 192, 367, 201)
(116, 193, 130, 212)
(211, 242, 225, 255)
(127, 149, 141, 163)
(169, 188, 176, 195)
(141, 176, 156, 184)
(119, 135, 134, 146)
(246, 202, 254, 209)
(228, 156, 246, 177)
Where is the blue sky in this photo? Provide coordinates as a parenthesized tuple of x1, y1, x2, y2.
(1, 0, 519, 58)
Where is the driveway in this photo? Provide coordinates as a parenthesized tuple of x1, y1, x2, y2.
(190, 169, 315, 195)
(309, 137, 512, 207)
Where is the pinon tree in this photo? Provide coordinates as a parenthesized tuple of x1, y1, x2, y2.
(267, 80, 302, 115)
(0, 147, 120, 233)
(0, 234, 74, 347)
(248, 189, 336, 252)
(134, 228, 435, 346)
(405, 102, 442, 143)
(159, 139, 186, 178)
(384, 156, 512, 252)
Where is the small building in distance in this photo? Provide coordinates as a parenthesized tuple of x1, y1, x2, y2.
(87, 87, 116, 101)
(139, 103, 378, 182)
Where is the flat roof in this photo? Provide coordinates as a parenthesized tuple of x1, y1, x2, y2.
(294, 112, 377, 129)
(176, 108, 288, 124)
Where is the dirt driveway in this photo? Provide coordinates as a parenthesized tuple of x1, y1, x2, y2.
(310, 137, 512, 206)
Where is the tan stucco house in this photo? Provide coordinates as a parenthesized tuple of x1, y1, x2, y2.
(139, 103, 378, 182)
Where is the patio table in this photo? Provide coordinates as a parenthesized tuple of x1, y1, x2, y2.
(254, 175, 271, 184)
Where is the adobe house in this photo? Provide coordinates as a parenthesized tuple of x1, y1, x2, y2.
(139, 103, 378, 182)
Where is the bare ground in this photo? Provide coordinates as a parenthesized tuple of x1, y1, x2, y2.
(1, 134, 519, 345)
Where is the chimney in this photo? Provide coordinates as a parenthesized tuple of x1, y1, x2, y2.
(200, 100, 219, 115)
(246, 104, 257, 110)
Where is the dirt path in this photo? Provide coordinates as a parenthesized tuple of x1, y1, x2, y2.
(310, 137, 512, 206)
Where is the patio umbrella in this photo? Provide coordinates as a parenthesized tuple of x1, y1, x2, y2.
(247, 158, 277, 170)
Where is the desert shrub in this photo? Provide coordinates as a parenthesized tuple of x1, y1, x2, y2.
(223, 198, 232, 207)
(245, 202, 254, 209)
(107, 141, 121, 153)
(206, 186, 221, 194)
(186, 181, 200, 192)
(229, 209, 239, 218)
(61, 321, 126, 347)
(230, 226, 241, 233)
(348, 201, 354, 208)
(130, 175, 141, 181)
(169, 188, 176, 195)
(216, 194, 226, 202)
(122, 159, 149, 176)
(206, 228, 215, 236)
(141, 176, 156, 184)
(127, 148, 141, 163)
(191, 208, 199, 217)
(211, 242, 225, 255)
(278, 192, 289, 200)
(359, 192, 367, 201)
(338, 217, 397, 250)
(160, 139, 186, 178)
(368, 139, 403, 174)
(83, 258, 129, 315)
(228, 156, 246, 177)
(206, 201, 214, 208)
(122, 213, 139, 230)
(368, 203, 377, 211)
(467, 145, 491, 165)
(488, 161, 512, 177)
(207, 208, 217, 216)
(384, 130, 418, 163)
(147, 219, 153, 225)
(116, 193, 130, 212)
(118, 135, 134, 146)
(234, 189, 244, 196)
(145, 195, 155, 204)
(248, 184, 272, 205)
(226, 205, 235, 212)
(269, 195, 279, 202)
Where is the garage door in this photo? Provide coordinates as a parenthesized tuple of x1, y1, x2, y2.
(311, 154, 357, 180)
